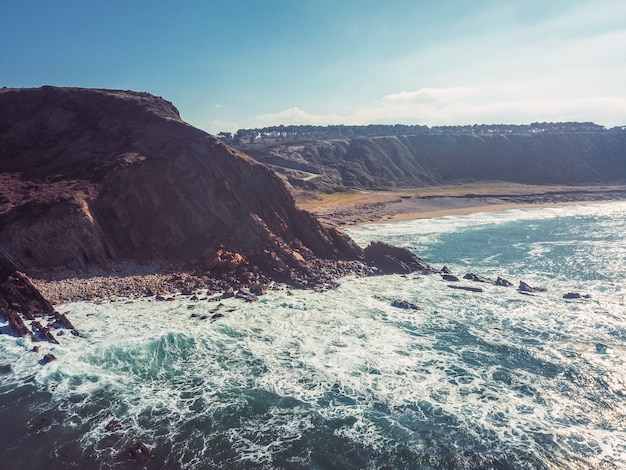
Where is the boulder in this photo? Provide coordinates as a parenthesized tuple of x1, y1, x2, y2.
(391, 300, 420, 310)
(563, 292, 591, 299)
(518, 281, 547, 293)
(364, 241, 435, 275)
(442, 274, 460, 282)
(105, 419, 122, 432)
(463, 273, 493, 283)
(42, 353, 56, 364)
(495, 276, 514, 287)
(128, 442, 151, 463)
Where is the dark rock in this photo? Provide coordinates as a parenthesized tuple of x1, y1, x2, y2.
(128, 442, 152, 463)
(105, 419, 122, 432)
(364, 241, 435, 275)
(442, 274, 460, 282)
(596, 343, 608, 353)
(190, 295, 199, 301)
(222, 287, 235, 299)
(495, 276, 514, 287)
(563, 292, 582, 299)
(391, 300, 420, 310)
(32, 346, 40, 353)
(31, 321, 59, 344)
(42, 353, 56, 363)
(463, 273, 493, 283)
(518, 281, 547, 293)
(563, 292, 591, 299)
(441, 266, 451, 274)
(447, 285, 484, 293)
(155, 295, 166, 301)
(0, 363, 11, 374)
(211, 313, 225, 321)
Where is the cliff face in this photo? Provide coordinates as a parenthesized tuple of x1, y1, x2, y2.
(0, 87, 361, 280)
(240, 131, 626, 191)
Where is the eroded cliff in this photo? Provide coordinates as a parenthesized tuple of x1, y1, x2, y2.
(238, 129, 626, 192)
(0, 87, 364, 284)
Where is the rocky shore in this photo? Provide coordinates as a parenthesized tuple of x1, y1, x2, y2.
(30, 259, 374, 305)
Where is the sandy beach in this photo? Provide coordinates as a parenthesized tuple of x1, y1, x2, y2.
(297, 183, 626, 228)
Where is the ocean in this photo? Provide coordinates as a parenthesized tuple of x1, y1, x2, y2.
(1, 201, 626, 469)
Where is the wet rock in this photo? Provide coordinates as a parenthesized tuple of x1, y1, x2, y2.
(495, 276, 514, 287)
(105, 419, 122, 432)
(391, 300, 420, 310)
(563, 292, 591, 299)
(518, 281, 547, 293)
(128, 441, 152, 463)
(31, 321, 59, 344)
(463, 273, 493, 283)
(364, 241, 435, 275)
(447, 285, 484, 293)
(563, 292, 582, 299)
(211, 312, 225, 321)
(442, 274, 459, 282)
(32, 346, 40, 353)
(222, 287, 235, 299)
(42, 353, 56, 363)
(441, 266, 452, 274)
(0, 363, 11, 374)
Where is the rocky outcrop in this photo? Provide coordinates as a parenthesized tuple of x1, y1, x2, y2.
(0, 250, 77, 341)
(363, 241, 435, 275)
(0, 87, 364, 285)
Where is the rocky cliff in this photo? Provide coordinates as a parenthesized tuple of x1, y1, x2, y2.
(237, 129, 626, 192)
(0, 87, 366, 284)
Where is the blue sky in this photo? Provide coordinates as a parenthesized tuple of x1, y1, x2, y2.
(2, 1, 625, 134)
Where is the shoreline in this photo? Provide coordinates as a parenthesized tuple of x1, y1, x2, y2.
(28, 184, 626, 305)
(297, 183, 626, 228)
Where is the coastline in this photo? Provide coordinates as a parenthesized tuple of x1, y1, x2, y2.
(297, 183, 626, 228)
(29, 183, 626, 305)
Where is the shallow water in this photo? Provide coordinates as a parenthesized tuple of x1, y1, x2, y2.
(2, 201, 626, 469)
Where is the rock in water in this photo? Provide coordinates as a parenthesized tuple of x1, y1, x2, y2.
(518, 281, 547, 293)
(364, 242, 435, 275)
(391, 300, 420, 310)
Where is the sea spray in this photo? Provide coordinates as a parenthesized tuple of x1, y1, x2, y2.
(1, 201, 626, 469)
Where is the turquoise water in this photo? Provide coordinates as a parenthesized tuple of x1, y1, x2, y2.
(1, 202, 626, 469)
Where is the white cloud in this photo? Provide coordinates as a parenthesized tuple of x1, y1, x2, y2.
(382, 88, 474, 105)
(247, 86, 626, 129)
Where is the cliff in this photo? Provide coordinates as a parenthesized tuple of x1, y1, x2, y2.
(236, 128, 626, 192)
(0, 87, 364, 285)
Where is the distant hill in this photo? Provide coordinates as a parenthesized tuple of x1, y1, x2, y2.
(223, 123, 626, 192)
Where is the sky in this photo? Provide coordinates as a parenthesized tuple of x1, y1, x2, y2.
(2, 0, 626, 134)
